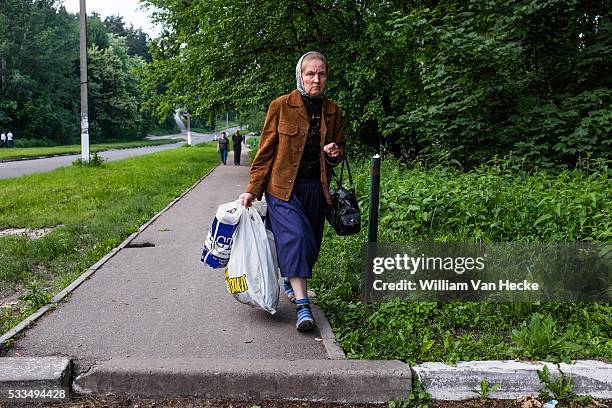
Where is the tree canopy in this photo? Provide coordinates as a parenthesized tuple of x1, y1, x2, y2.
(0, 0, 158, 144)
(142, 0, 611, 169)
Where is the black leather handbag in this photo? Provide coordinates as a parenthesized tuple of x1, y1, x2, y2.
(325, 154, 361, 236)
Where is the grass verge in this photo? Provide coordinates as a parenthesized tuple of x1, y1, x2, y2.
(246, 137, 259, 161)
(312, 158, 611, 364)
(0, 139, 183, 161)
(0, 142, 218, 337)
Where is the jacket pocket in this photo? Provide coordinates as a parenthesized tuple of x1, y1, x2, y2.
(277, 121, 298, 136)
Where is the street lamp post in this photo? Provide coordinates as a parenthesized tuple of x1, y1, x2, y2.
(79, 0, 89, 162)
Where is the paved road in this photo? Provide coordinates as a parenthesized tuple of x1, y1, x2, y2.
(6, 149, 328, 370)
(0, 128, 238, 180)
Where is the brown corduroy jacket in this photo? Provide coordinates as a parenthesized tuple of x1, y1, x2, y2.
(246, 89, 345, 205)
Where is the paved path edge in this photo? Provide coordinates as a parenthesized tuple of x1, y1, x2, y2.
(412, 360, 612, 400)
(0, 164, 219, 349)
(2, 357, 611, 403)
(311, 305, 346, 360)
(71, 358, 411, 404)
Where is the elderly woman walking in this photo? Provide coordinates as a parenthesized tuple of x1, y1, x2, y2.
(239, 51, 344, 331)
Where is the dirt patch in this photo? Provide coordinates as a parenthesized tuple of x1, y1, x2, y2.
(17, 397, 611, 408)
(0, 291, 23, 310)
(0, 227, 56, 240)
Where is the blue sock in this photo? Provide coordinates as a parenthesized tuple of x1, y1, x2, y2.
(295, 298, 314, 331)
(283, 278, 296, 303)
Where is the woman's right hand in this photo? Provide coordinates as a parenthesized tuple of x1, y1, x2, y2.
(239, 192, 256, 208)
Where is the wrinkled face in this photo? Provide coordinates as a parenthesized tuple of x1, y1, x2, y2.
(301, 58, 327, 97)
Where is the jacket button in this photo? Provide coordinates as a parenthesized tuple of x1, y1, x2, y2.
(293, 163, 297, 167)
(298, 148, 302, 152)
(289, 179, 293, 183)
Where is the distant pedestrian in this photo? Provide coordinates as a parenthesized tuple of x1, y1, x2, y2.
(6, 131, 13, 148)
(232, 130, 244, 165)
(0, 132, 5, 148)
(217, 131, 229, 165)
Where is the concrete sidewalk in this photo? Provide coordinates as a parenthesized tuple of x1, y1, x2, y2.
(6, 150, 329, 363)
(2, 149, 411, 403)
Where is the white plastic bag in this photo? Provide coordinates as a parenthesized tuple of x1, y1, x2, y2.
(225, 206, 279, 314)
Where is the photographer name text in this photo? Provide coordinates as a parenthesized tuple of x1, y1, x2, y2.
(373, 279, 539, 291)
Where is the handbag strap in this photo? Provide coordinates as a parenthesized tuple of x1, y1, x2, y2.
(335, 153, 353, 188)
(344, 154, 354, 185)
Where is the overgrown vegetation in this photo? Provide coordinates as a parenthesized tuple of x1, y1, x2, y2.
(312, 159, 611, 363)
(0, 143, 219, 336)
(388, 379, 432, 408)
(512, 313, 583, 363)
(537, 365, 594, 406)
(141, 0, 610, 170)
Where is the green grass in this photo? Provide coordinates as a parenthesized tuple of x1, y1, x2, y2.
(246, 137, 259, 161)
(0, 142, 218, 337)
(0, 139, 183, 161)
(312, 157, 612, 363)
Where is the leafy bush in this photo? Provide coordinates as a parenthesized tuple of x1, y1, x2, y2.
(511, 313, 582, 363)
(353, 157, 611, 242)
(18, 281, 51, 311)
(72, 152, 106, 168)
(312, 159, 611, 363)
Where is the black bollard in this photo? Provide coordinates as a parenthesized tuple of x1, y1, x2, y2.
(363, 154, 381, 302)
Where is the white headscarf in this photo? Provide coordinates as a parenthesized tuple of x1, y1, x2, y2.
(295, 51, 327, 98)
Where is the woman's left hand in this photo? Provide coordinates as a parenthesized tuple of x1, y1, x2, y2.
(323, 142, 340, 158)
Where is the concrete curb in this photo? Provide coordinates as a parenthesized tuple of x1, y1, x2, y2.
(412, 360, 612, 400)
(0, 357, 71, 398)
(72, 358, 411, 404)
(0, 164, 219, 349)
(0, 152, 79, 163)
(1, 356, 611, 403)
(311, 305, 346, 360)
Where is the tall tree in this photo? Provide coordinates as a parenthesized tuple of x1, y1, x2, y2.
(104, 15, 151, 61)
(88, 35, 147, 141)
(0, 0, 80, 144)
(141, 0, 611, 169)
(88, 13, 110, 49)
(103, 15, 128, 38)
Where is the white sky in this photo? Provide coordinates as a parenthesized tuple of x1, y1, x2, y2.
(61, 0, 161, 38)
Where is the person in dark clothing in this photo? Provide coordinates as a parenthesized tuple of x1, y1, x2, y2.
(239, 51, 344, 332)
(217, 132, 230, 165)
(232, 130, 244, 165)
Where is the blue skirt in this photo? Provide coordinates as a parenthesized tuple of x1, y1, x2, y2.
(265, 179, 325, 279)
